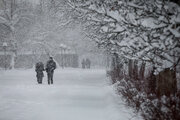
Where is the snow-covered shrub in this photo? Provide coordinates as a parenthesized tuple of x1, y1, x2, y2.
(142, 95, 180, 120)
(107, 54, 180, 119)
(110, 63, 180, 120)
(114, 75, 180, 119)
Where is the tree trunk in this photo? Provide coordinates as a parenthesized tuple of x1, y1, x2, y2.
(133, 60, 138, 80)
(156, 68, 177, 97)
(128, 59, 133, 78)
(148, 67, 156, 94)
(139, 62, 146, 80)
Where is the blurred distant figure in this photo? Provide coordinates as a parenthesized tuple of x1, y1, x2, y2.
(46, 57, 56, 85)
(81, 59, 86, 69)
(35, 62, 45, 84)
(85, 58, 91, 69)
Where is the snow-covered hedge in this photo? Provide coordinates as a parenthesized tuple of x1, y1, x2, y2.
(115, 78, 180, 120)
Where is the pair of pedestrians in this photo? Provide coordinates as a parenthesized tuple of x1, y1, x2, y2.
(35, 57, 56, 85)
(81, 58, 91, 69)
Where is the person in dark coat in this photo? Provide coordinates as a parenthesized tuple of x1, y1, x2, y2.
(46, 57, 56, 85)
(85, 58, 91, 69)
(81, 59, 85, 69)
(35, 62, 45, 84)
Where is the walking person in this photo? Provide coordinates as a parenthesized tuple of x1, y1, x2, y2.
(35, 62, 45, 84)
(45, 57, 56, 85)
(85, 58, 91, 69)
(81, 59, 85, 69)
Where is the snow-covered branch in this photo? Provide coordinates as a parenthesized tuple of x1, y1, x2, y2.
(69, 0, 180, 72)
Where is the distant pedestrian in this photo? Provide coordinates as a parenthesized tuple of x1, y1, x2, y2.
(35, 62, 45, 84)
(85, 58, 91, 69)
(81, 59, 85, 69)
(46, 57, 56, 85)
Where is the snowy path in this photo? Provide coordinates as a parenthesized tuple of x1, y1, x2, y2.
(0, 69, 141, 120)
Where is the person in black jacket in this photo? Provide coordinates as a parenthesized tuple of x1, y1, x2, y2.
(85, 58, 91, 69)
(35, 62, 45, 84)
(46, 57, 56, 85)
(81, 59, 85, 69)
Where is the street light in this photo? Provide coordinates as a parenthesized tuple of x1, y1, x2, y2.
(66, 47, 71, 53)
(3, 42, 8, 70)
(59, 44, 69, 68)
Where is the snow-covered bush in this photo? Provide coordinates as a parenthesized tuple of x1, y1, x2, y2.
(115, 77, 180, 120)
(107, 54, 179, 119)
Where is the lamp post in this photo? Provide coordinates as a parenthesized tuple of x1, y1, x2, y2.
(12, 43, 17, 69)
(63, 44, 67, 67)
(60, 44, 65, 69)
(3, 42, 8, 70)
(59, 44, 68, 69)
(66, 47, 71, 67)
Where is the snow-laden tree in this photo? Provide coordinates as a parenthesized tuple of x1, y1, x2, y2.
(22, 0, 81, 57)
(0, 0, 34, 69)
(67, 0, 180, 73)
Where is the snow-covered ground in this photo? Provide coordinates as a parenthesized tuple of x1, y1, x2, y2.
(0, 68, 142, 120)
